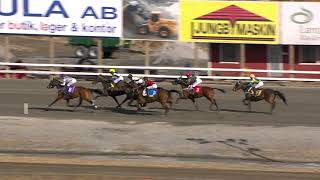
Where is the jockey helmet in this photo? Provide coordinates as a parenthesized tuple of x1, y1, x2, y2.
(143, 77, 148, 81)
(59, 74, 65, 78)
(128, 74, 133, 79)
(249, 74, 255, 78)
(186, 72, 193, 77)
(109, 68, 116, 73)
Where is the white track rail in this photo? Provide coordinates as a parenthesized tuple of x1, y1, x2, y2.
(1, 62, 320, 82)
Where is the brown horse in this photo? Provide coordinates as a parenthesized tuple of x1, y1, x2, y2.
(132, 85, 181, 115)
(92, 75, 134, 108)
(232, 81, 287, 114)
(46, 78, 103, 110)
(172, 76, 225, 111)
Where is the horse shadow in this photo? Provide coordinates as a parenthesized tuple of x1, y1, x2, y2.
(30, 107, 75, 112)
(103, 107, 156, 116)
(148, 107, 199, 112)
(30, 106, 101, 113)
(186, 137, 281, 162)
(220, 108, 271, 115)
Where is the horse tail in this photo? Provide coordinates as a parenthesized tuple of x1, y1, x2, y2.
(275, 91, 288, 105)
(90, 89, 104, 96)
(212, 88, 226, 94)
(168, 90, 181, 97)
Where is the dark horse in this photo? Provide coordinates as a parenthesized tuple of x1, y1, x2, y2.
(47, 77, 103, 110)
(132, 85, 181, 115)
(92, 75, 135, 108)
(232, 81, 287, 114)
(172, 76, 225, 111)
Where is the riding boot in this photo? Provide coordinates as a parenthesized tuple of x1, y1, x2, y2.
(146, 89, 149, 97)
(253, 88, 256, 97)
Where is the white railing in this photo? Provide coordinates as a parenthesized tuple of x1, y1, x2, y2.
(1, 62, 320, 82)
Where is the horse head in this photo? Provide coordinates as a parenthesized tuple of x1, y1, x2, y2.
(232, 80, 246, 91)
(47, 77, 62, 89)
(92, 76, 101, 85)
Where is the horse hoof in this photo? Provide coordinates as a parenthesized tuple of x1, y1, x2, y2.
(93, 105, 98, 109)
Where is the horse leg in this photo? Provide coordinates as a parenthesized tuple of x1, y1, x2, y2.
(47, 95, 63, 110)
(161, 102, 170, 116)
(136, 103, 143, 112)
(266, 95, 276, 114)
(270, 102, 276, 114)
(73, 97, 83, 111)
(175, 92, 188, 104)
(66, 99, 72, 107)
(242, 99, 249, 106)
(247, 100, 252, 112)
(205, 94, 219, 111)
(210, 99, 219, 111)
(168, 99, 173, 109)
(191, 98, 199, 111)
(83, 95, 97, 109)
(119, 95, 131, 108)
(127, 98, 136, 107)
(111, 96, 121, 108)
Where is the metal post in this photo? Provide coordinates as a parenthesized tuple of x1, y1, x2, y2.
(144, 41, 150, 75)
(240, 44, 246, 77)
(192, 42, 199, 68)
(4, 36, 10, 78)
(289, 45, 295, 78)
(97, 38, 103, 74)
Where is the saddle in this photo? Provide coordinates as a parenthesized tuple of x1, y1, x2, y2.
(64, 85, 75, 94)
(248, 88, 263, 97)
(147, 89, 157, 97)
(193, 86, 202, 93)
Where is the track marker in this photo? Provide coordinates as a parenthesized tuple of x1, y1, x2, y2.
(24, 103, 29, 115)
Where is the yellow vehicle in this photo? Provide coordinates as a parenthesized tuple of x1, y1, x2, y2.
(137, 11, 177, 38)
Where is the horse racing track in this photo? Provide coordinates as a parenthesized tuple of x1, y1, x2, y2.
(0, 79, 319, 127)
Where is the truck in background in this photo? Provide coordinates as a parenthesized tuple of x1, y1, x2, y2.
(68, 37, 131, 59)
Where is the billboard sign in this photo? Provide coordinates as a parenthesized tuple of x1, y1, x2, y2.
(281, 2, 320, 45)
(0, 0, 122, 37)
(122, 0, 179, 41)
(180, 0, 279, 44)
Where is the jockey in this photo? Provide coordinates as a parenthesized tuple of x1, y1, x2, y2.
(127, 74, 144, 85)
(60, 74, 77, 98)
(109, 68, 124, 88)
(248, 74, 264, 97)
(143, 77, 157, 96)
(186, 72, 202, 94)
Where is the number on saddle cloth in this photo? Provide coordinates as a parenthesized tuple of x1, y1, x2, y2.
(147, 89, 157, 97)
(65, 85, 75, 94)
(194, 86, 201, 93)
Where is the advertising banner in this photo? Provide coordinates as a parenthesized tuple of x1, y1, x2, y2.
(0, 0, 122, 37)
(281, 2, 320, 45)
(180, 0, 279, 44)
(122, 0, 179, 41)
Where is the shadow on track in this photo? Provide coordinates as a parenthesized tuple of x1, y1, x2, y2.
(104, 107, 156, 116)
(148, 107, 199, 112)
(220, 108, 271, 115)
(30, 107, 75, 112)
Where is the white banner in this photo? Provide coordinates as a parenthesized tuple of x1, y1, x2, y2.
(281, 2, 320, 45)
(0, 0, 122, 37)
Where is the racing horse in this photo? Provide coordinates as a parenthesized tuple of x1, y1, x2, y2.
(46, 77, 103, 110)
(232, 81, 287, 114)
(92, 75, 136, 108)
(131, 85, 181, 115)
(172, 76, 225, 111)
